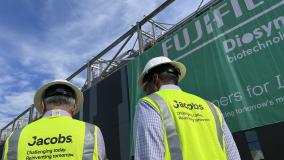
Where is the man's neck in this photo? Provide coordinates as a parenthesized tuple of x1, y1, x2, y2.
(159, 84, 181, 91)
(43, 109, 72, 117)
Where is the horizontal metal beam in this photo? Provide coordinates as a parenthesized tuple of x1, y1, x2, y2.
(148, 19, 168, 31)
(157, 0, 222, 42)
(139, 0, 175, 25)
(142, 31, 154, 39)
(66, 27, 137, 81)
(66, 0, 175, 81)
(101, 33, 134, 77)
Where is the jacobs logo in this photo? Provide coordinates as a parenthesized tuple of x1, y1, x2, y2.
(173, 100, 204, 110)
(27, 134, 72, 146)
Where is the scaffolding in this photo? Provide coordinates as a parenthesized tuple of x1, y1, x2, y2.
(0, 0, 174, 144)
(0, 0, 222, 144)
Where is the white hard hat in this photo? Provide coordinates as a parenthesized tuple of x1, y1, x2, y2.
(34, 80, 84, 114)
(138, 56, 186, 87)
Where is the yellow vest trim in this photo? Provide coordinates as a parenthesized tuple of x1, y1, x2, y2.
(148, 93, 183, 160)
(3, 116, 99, 160)
(94, 126, 98, 160)
(143, 89, 227, 160)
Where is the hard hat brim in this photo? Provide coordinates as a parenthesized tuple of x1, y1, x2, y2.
(34, 80, 83, 115)
(138, 61, 186, 88)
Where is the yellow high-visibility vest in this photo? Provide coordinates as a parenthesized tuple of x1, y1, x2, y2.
(3, 116, 99, 160)
(142, 89, 227, 160)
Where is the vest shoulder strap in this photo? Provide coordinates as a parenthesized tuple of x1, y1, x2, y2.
(205, 101, 225, 150)
(148, 93, 183, 160)
(5, 127, 24, 160)
(83, 123, 98, 160)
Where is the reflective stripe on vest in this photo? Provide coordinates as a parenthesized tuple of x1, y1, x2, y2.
(206, 101, 224, 150)
(4, 119, 98, 160)
(83, 123, 98, 160)
(6, 128, 24, 160)
(146, 92, 226, 159)
(148, 93, 183, 160)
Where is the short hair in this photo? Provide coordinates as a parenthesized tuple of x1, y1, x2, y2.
(43, 95, 75, 108)
(143, 63, 180, 84)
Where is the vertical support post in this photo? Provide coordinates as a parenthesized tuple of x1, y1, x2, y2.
(28, 105, 34, 123)
(11, 120, 16, 131)
(92, 64, 97, 78)
(79, 97, 84, 121)
(98, 63, 103, 79)
(152, 22, 156, 43)
(136, 22, 144, 55)
(87, 62, 93, 88)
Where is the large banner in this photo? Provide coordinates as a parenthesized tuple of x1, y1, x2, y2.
(127, 0, 284, 132)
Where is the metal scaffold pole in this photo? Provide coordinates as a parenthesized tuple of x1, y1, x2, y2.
(28, 105, 34, 123)
(87, 62, 93, 88)
(136, 22, 144, 55)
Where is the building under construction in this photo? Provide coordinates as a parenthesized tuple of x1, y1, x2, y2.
(1, 0, 284, 159)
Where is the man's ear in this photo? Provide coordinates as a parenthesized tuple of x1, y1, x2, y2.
(153, 73, 161, 88)
(70, 105, 77, 116)
(153, 73, 159, 83)
(41, 101, 46, 113)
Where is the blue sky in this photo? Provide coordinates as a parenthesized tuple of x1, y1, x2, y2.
(0, 0, 209, 128)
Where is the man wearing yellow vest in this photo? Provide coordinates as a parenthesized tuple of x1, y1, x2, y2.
(2, 80, 106, 160)
(134, 56, 241, 160)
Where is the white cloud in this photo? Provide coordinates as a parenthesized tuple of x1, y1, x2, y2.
(121, 0, 162, 24)
(2, 91, 34, 113)
(0, 91, 34, 128)
(0, 75, 15, 84)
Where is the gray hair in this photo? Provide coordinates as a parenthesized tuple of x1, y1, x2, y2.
(44, 95, 76, 108)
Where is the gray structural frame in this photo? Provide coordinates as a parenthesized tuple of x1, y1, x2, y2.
(0, 0, 222, 143)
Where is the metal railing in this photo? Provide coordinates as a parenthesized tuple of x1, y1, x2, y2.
(0, 105, 41, 144)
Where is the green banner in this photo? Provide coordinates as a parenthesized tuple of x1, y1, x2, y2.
(128, 0, 284, 133)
